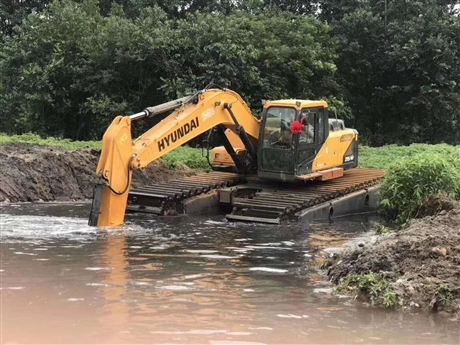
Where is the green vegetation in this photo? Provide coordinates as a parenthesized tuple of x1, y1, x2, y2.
(0, 133, 101, 151)
(359, 144, 460, 170)
(338, 273, 403, 308)
(379, 152, 460, 224)
(1, 0, 459, 146)
(161, 146, 209, 170)
(373, 223, 392, 235)
(3, 133, 459, 175)
(359, 144, 460, 224)
(0, 132, 209, 170)
(0, 0, 339, 141)
(436, 284, 454, 307)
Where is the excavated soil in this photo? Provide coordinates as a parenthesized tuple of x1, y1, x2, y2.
(0, 144, 195, 203)
(326, 203, 460, 317)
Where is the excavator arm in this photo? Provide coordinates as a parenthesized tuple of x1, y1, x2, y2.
(88, 87, 260, 227)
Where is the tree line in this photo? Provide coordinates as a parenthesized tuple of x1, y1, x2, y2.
(1, 0, 459, 145)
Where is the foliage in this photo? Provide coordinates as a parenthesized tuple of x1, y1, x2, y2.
(379, 151, 460, 224)
(0, 0, 172, 140)
(0, 0, 52, 37)
(0, 132, 101, 151)
(359, 143, 460, 170)
(338, 273, 403, 308)
(120, 0, 237, 18)
(0, 0, 338, 141)
(160, 10, 339, 110)
(1, 0, 460, 146)
(161, 146, 209, 170)
(326, 0, 460, 146)
(436, 284, 454, 307)
(373, 223, 392, 235)
(6, 0, 459, 171)
(0, 132, 208, 169)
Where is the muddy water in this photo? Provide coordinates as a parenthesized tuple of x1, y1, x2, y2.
(1, 203, 459, 344)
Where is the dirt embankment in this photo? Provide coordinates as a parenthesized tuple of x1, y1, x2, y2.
(0, 144, 195, 203)
(325, 203, 460, 317)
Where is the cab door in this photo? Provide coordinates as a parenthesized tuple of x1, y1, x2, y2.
(258, 106, 296, 180)
(294, 107, 327, 176)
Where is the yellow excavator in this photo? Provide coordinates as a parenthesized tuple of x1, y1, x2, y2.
(88, 85, 358, 227)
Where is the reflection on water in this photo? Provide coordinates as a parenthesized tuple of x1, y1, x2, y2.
(1, 203, 459, 344)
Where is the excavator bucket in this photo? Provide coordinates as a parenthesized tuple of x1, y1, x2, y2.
(88, 116, 133, 227)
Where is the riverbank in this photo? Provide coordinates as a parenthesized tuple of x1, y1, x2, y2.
(1, 137, 459, 204)
(0, 143, 196, 203)
(3, 133, 459, 170)
(324, 200, 460, 319)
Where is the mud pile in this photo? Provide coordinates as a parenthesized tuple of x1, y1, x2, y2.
(326, 205, 460, 316)
(0, 144, 194, 203)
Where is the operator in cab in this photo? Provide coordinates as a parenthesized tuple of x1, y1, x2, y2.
(299, 110, 315, 144)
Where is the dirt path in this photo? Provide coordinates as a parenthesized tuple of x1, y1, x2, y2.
(325, 204, 460, 318)
(0, 144, 194, 203)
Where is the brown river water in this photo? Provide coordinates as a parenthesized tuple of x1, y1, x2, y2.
(1, 203, 459, 344)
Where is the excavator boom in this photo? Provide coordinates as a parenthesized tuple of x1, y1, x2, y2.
(89, 88, 260, 227)
(131, 89, 259, 169)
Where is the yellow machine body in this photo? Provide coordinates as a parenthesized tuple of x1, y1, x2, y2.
(89, 87, 357, 227)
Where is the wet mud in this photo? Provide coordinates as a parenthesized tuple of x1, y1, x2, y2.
(326, 204, 460, 318)
(0, 144, 194, 203)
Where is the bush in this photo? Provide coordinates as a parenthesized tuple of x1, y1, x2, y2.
(0, 132, 101, 151)
(379, 153, 460, 224)
(359, 143, 460, 170)
(338, 273, 403, 308)
(160, 146, 209, 170)
(0, 0, 338, 141)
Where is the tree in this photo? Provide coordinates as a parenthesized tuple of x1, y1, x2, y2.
(320, 0, 460, 145)
(0, 0, 339, 140)
(160, 10, 339, 108)
(0, 0, 174, 139)
(0, 0, 52, 37)
(121, 0, 237, 18)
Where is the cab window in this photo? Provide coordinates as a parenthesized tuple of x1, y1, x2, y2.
(318, 108, 325, 143)
(298, 109, 316, 144)
(263, 107, 296, 148)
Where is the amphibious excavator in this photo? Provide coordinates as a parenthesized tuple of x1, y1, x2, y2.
(88, 85, 359, 227)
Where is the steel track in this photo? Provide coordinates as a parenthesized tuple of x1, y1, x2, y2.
(127, 171, 242, 215)
(127, 169, 385, 223)
(226, 169, 385, 223)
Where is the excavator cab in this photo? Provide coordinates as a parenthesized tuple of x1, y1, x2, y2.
(210, 98, 358, 182)
(258, 100, 330, 182)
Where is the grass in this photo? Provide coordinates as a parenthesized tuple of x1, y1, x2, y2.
(359, 143, 460, 170)
(359, 144, 460, 224)
(2, 133, 459, 174)
(436, 284, 454, 307)
(379, 153, 460, 224)
(338, 273, 403, 308)
(161, 146, 209, 170)
(0, 133, 101, 151)
(0, 132, 210, 170)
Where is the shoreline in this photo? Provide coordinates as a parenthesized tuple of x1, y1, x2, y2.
(323, 204, 460, 320)
(0, 143, 197, 203)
